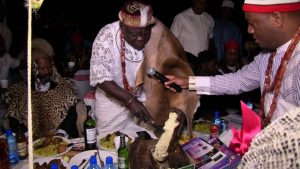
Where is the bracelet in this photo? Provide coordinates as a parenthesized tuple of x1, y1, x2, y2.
(126, 95, 136, 107)
(188, 76, 196, 91)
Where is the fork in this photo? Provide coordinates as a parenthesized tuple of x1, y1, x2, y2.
(82, 157, 90, 169)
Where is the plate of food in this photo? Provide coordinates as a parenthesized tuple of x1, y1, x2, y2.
(193, 120, 211, 134)
(33, 136, 73, 158)
(179, 130, 199, 145)
(32, 157, 69, 169)
(97, 132, 132, 152)
(179, 129, 210, 145)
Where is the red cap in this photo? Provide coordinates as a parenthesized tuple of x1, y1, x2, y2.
(224, 39, 240, 51)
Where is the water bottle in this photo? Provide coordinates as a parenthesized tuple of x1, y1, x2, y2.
(87, 155, 101, 169)
(213, 111, 221, 127)
(5, 129, 19, 165)
(246, 99, 253, 110)
(103, 156, 116, 169)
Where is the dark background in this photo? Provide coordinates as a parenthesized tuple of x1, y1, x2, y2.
(4, 0, 248, 57)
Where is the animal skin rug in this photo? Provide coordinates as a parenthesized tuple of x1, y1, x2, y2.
(135, 19, 200, 137)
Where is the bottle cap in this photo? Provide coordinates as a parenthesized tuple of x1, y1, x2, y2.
(90, 155, 97, 165)
(214, 111, 220, 117)
(50, 163, 59, 169)
(5, 129, 13, 135)
(71, 165, 79, 169)
(106, 156, 113, 165)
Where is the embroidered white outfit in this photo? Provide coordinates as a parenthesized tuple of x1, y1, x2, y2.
(90, 21, 154, 138)
(170, 8, 214, 56)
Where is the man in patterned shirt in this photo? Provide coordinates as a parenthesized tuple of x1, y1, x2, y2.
(165, 0, 300, 125)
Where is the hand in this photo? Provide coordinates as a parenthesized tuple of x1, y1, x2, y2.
(127, 97, 154, 123)
(164, 75, 189, 92)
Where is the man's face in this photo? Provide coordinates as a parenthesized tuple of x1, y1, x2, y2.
(245, 12, 278, 49)
(121, 23, 152, 51)
(192, 0, 207, 14)
(224, 49, 238, 66)
(35, 57, 53, 84)
(200, 59, 219, 76)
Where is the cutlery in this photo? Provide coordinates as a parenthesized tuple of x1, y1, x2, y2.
(97, 149, 104, 167)
(82, 156, 91, 169)
(78, 159, 87, 168)
(67, 143, 74, 147)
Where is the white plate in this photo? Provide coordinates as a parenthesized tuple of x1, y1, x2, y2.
(69, 150, 117, 168)
(33, 136, 73, 158)
(32, 157, 69, 168)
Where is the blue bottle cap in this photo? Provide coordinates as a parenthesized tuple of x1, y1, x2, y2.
(71, 165, 79, 169)
(50, 163, 59, 169)
(214, 111, 220, 117)
(106, 156, 113, 165)
(5, 129, 13, 135)
(90, 155, 97, 165)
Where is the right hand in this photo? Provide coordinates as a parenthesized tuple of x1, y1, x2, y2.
(127, 97, 154, 123)
(164, 75, 189, 92)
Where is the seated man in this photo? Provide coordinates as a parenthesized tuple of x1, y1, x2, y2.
(5, 48, 86, 140)
(218, 39, 242, 74)
(193, 50, 241, 119)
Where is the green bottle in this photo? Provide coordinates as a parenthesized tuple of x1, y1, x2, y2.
(84, 105, 97, 150)
(118, 133, 129, 169)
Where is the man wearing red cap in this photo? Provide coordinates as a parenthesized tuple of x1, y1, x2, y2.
(165, 0, 300, 128)
(90, 0, 199, 138)
(218, 39, 242, 74)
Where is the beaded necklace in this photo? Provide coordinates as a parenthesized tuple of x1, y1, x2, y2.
(120, 31, 132, 93)
(259, 27, 300, 127)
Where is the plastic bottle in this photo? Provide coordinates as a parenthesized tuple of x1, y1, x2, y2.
(5, 129, 19, 165)
(16, 126, 28, 160)
(103, 156, 116, 169)
(246, 99, 253, 110)
(213, 111, 221, 127)
(84, 105, 97, 150)
(87, 155, 101, 169)
(118, 133, 129, 169)
(71, 165, 79, 169)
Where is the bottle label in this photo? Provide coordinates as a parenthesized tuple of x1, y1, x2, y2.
(210, 124, 219, 139)
(17, 142, 27, 157)
(86, 128, 96, 144)
(118, 157, 126, 168)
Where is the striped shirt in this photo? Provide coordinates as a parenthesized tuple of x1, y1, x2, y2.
(192, 39, 300, 121)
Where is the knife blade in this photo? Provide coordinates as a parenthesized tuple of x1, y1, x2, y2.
(97, 149, 104, 167)
(78, 159, 87, 168)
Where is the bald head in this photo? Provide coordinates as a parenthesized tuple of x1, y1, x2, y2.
(245, 10, 300, 50)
